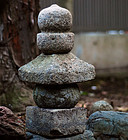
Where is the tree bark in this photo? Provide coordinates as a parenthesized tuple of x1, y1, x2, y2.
(0, 0, 39, 111)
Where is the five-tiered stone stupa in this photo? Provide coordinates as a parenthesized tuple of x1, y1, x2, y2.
(18, 4, 95, 139)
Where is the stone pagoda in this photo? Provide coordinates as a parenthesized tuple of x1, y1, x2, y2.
(18, 4, 95, 139)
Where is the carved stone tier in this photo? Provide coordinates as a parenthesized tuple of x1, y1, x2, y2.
(33, 84, 80, 108)
(37, 32, 74, 54)
(26, 106, 87, 138)
(18, 53, 95, 84)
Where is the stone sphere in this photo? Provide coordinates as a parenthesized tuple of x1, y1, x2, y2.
(90, 100, 113, 114)
(37, 32, 74, 54)
(38, 4, 72, 32)
(33, 84, 80, 109)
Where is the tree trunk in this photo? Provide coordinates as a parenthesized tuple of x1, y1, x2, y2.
(0, 0, 39, 111)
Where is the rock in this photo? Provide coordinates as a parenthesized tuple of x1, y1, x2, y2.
(86, 111, 128, 139)
(37, 32, 74, 54)
(33, 84, 80, 108)
(18, 53, 95, 84)
(95, 135, 123, 140)
(38, 4, 72, 32)
(26, 106, 87, 138)
(90, 100, 113, 114)
(0, 106, 25, 139)
(26, 130, 95, 140)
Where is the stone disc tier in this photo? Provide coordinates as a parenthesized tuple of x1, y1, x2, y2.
(37, 32, 74, 54)
(18, 53, 95, 84)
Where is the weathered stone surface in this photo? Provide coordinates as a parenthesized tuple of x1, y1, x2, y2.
(38, 4, 72, 32)
(33, 84, 80, 108)
(26, 130, 95, 140)
(18, 53, 95, 84)
(0, 106, 25, 139)
(37, 32, 74, 54)
(90, 100, 113, 114)
(86, 111, 128, 139)
(26, 106, 87, 138)
(96, 135, 123, 140)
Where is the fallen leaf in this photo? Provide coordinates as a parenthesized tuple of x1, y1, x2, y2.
(116, 107, 128, 112)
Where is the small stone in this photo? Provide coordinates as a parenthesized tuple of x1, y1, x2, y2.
(18, 53, 95, 84)
(26, 106, 87, 138)
(87, 111, 128, 139)
(33, 84, 80, 108)
(38, 4, 72, 32)
(37, 32, 74, 54)
(90, 100, 113, 114)
(26, 130, 95, 140)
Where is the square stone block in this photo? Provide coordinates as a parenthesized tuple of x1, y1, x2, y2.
(26, 106, 87, 138)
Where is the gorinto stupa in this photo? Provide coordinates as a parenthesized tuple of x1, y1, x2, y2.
(18, 4, 95, 139)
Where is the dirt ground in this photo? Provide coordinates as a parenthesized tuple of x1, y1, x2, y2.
(76, 77, 128, 115)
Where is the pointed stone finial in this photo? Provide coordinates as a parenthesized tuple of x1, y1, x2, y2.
(37, 4, 74, 54)
(38, 4, 72, 32)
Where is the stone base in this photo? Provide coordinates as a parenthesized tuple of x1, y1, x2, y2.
(26, 106, 87, 138)
(26, 130, 95, 140)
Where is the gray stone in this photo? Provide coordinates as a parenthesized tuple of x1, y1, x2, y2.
(90, 100, 113, 114)
(37, 32, 74, 54)
(86, 111, 128, 139)
(33, 84, 80, 108)
(18, 53, 95, 84)
(38, 4, 72, 32)
(96, 135, 123, 140)
(26, 130, 95, 140)
(26, 106, 87, 138)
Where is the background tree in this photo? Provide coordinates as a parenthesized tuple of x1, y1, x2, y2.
(0, 0, 39, 111)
